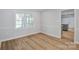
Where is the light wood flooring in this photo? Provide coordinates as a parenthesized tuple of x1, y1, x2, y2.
(1, 31, 79, 50)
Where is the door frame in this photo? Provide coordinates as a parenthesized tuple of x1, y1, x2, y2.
(60, 9, 75, 43)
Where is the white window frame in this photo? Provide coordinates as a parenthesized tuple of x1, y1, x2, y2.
(16, 13, 33, 29)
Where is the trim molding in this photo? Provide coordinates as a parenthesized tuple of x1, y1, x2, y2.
(0, 32, 61, 42)
(0, 32, 39, 42)
(42, 32, 61, 39)
(74, 41, 79, 44)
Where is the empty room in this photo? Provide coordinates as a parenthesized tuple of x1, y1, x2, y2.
(0, 9, 79, 50)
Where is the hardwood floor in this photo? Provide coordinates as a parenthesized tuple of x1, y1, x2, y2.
(1, 31, 79, 50)
(62, 31, 74, 42)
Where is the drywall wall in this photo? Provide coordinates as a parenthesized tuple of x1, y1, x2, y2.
(0, 9, 61, 41)
(41, 10, 61, 38)
(61, 10, 74, 29)
(74, 9, 79, 43)
(0, 42, 1, 49)
(0, 9, 41, 41)
(62, 17, 74, 29)
(0, 10, 15, 41)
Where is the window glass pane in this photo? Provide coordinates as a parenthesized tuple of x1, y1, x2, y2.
(16, 13, 33, 29)
(16, 14, 24, 21)
(16, 21, 22, 24)
(16, 24, 22, 28)
(27, 16, 29, 24)
(29, 16, 32, 24)
(25, 14, 33, 24)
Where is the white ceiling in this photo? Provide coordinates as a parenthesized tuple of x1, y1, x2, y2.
(17, 9, 74, 12)
(16, 9, 47, 12)
(61, 9, 74, 15)
(16, 9, 60, 12)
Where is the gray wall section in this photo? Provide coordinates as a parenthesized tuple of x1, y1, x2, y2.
(0, 9, 62, 41)
(74, 10, 79, 43)
(41, 10, 61, 38)
(0, 9, 41, 41)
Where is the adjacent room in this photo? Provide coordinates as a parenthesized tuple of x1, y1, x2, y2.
(61, 9, 74, 44)
(0, 9, 79, 50)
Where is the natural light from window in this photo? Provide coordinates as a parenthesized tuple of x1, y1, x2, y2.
(16, 13, 33, 29)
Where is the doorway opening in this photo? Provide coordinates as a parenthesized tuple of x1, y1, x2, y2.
(61, 9, 74, 43)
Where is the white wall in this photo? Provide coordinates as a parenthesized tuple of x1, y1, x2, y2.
(74, 9, 79, 43)
(0, 10, 15, 41)
(0, 9, 62, 41)
(41, 10, 61, 38)
(62, 17, 74, 29)
(0, 9, 41, 41)
(61, 10, 74, 29)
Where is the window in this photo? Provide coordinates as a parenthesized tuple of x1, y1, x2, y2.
(16, 13, 33, 28)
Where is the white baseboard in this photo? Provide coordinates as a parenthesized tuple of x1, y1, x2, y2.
(74, 41, 79, 44)
(0, 32, 61, 42)
(42, 32, 61, 39)
(0, 32, 39, 42)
